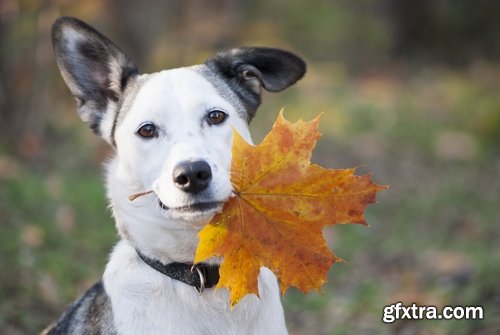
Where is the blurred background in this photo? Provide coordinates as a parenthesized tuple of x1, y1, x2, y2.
(1, 1, 499, 334)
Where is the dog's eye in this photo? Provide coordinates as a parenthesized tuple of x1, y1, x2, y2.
(206, 110, 227, 125)
(137, 123, 157, 138)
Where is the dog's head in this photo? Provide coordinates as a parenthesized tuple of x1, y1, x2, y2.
(52, 17, 305, 260)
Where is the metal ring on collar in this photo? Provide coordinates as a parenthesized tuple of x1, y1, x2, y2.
(191, 264, 205, 294)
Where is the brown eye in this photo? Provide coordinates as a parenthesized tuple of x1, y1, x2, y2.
(137, 123, 157, 138)
(207, 110, 227, 125)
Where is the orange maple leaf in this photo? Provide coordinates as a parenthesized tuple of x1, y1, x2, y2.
(194, 111, 387, 306)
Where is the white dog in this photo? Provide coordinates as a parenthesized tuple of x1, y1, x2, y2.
(45, 16, 306, 335)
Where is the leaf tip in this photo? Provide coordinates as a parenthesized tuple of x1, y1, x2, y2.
(379, 183, 390, 190)
(333, 255, 346, 264)
(275, 109, 289, 128)
(311, 111, 324, 124)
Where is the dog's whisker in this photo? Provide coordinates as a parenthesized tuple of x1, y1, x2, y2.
(128, 190, 155, 201)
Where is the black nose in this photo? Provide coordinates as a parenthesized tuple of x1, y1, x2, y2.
(173, 160, 212, 194)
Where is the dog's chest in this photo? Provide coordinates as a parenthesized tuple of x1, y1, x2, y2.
(103, 241, 287, 335)
(108, 285, 246, 335)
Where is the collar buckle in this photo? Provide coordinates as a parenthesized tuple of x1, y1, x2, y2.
(190, 264, 206, 294)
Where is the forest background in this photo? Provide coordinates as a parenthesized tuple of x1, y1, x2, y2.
(1, 1, 499, 334)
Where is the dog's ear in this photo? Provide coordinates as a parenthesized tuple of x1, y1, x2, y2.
(205, 47, 306, 120)
(207, 47, 306, 93)
(52, 17, 138, 144)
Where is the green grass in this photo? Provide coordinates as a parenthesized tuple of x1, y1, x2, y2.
(0, 170, 116, 333)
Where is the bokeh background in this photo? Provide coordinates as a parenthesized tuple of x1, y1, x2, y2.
(1, 1, 499, 334)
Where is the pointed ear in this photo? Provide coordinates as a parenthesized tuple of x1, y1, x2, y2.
(205, 47, 306, 120)
(52, 17, 138, 144)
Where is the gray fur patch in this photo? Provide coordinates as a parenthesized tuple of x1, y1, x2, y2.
(191, 65, 254, 122)
(112, 73, 151, 141)
(44, 281, 116, 335)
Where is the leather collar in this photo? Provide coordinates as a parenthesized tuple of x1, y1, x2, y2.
(136, 249, 219, 293)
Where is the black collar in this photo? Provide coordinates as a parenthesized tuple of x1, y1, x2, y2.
(136, 249, 219, 293)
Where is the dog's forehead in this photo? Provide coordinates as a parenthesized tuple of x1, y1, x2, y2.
(124, 65, 246, 122)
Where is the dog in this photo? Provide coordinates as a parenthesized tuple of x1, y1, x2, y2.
(44, 16, 306, 335)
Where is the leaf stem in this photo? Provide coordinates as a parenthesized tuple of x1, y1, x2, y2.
(128, 190, 154, 201)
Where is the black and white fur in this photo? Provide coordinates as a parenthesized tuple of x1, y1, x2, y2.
(44, 17, 306, 335)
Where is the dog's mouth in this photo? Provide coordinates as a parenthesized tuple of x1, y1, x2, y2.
(158, 199, 223, 213)
(128, 190, 224, 213)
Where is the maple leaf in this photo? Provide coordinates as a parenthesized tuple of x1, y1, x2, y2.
(194, 111, 387, 306)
